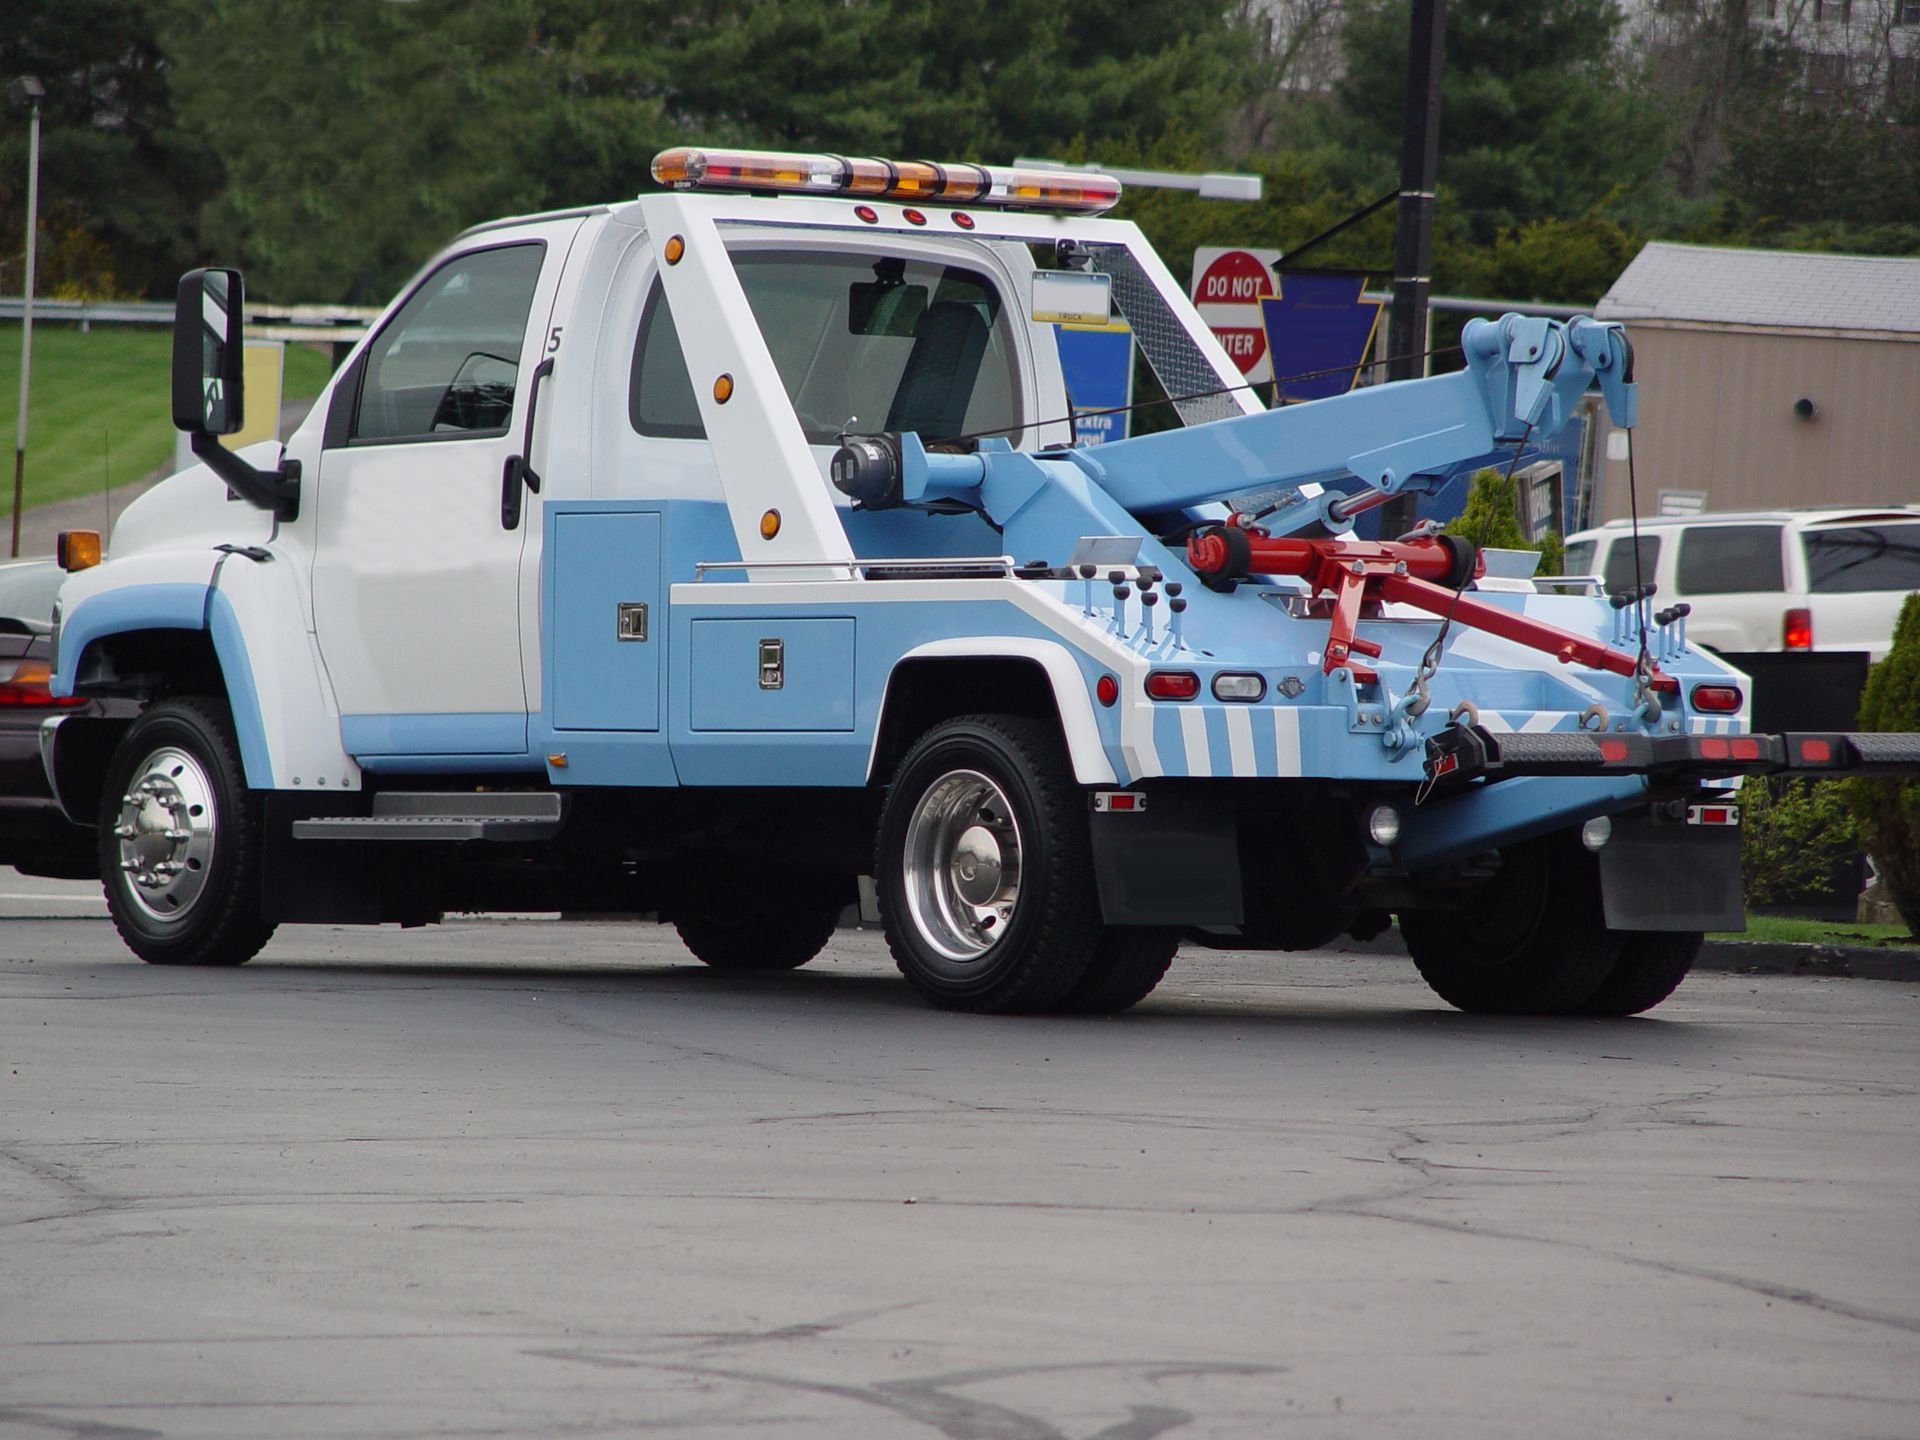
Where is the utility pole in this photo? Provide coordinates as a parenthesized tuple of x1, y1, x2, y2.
(10, 75, 45, 558)
(1379, 0, 1444, 540)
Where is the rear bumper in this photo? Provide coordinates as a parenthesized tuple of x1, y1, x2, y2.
(1425, 725, 1920, 788)
(0, 794, 95, 874)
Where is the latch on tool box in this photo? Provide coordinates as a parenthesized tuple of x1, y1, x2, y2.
(758, 638, 784, 690)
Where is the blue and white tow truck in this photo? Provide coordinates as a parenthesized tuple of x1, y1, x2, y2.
(40, 147, 1920, 1014)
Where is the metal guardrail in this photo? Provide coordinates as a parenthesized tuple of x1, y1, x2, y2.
(0, 295, 379, 343)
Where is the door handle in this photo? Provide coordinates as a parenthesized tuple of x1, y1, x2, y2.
(500, 356, 555, 529)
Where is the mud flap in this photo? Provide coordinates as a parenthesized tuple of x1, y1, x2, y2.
(1089, 784, 1243, 926)
(1596, 808, 1743, 932)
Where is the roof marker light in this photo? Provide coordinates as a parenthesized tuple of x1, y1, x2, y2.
(650, 148, 1122, 214)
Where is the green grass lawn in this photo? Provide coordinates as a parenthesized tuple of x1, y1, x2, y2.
(1712, 914, 1919, 948)
(0, 323, 334, 510)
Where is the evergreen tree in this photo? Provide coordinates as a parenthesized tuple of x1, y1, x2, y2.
(1321, 0, 1668, 239)
(0, 0, 218, 297)
(159, 0, 1267, 302)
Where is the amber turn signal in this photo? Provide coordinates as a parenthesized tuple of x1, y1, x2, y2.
(57, 530, 101, 572)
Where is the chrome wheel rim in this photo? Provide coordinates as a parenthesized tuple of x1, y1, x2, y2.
(902, 768, 1023, 962)
(112, 745, 217, 924)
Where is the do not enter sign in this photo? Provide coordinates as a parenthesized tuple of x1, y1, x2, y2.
(1192, 246, 1281, 382)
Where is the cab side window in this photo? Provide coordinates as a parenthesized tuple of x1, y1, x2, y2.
(628, 284, 704, 439)
(630, 251, 1022, 444)
(353, 243, 545, 444)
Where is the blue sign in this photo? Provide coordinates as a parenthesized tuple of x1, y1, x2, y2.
(1259, 272, 1383, 403)
(1054, 324, 1134, 445)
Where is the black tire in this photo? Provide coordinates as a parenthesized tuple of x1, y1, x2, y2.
(673, 896, 840, 971)
(1399, 834, 1621, 1014)
(1580, 930, 1701, 1016)
(98, 697, 274, 967)
(1051, 926, 1182, 1015)
(876, 715, 1102, 1013)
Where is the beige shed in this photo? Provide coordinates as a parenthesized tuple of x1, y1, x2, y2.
(1591, 242, 1920, 523)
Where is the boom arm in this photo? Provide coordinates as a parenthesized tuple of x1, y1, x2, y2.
(1059, 314, 1634, 524)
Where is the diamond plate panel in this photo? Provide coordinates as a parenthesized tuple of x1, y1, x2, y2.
(1089, 245, 1244, 427)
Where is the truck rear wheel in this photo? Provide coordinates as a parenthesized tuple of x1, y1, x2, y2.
(1579, 930, 1701, 1016)
(877, 715, 1101, 1013)
(673, 894, 841, 971)
(98, 697, 275, 967)
(1050, 927, 1182, 1014)
(1400, 834, 1620, 1014)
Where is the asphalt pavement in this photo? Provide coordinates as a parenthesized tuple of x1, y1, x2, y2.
(3, 903, 1917, 1439)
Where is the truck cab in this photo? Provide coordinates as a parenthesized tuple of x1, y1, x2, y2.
(42, 147, 1920, 1017)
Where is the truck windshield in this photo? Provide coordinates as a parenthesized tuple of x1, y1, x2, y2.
(630, 250, 1022, 446)
(1803, 524, 1920, 593)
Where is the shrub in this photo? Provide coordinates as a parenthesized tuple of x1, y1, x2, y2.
(1849, 593, 1920, 936)
(1446, 469, 1562, 575)
(1740, 778, 1857, 908)
(1447, 468, 1530, 552)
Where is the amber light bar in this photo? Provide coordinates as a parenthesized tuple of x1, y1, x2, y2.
(650, 147, 1123, 214)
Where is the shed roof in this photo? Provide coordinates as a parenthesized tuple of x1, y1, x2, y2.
(1596, 241, 1920, 337)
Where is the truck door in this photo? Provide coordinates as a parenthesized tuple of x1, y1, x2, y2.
(310, 218, 582, 759)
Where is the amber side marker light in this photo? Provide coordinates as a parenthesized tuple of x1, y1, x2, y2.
(713, 374, 734, 403)
(663, 235, 685, 264)
(57, 529, 101, 572)
(760, 509, 781, 540)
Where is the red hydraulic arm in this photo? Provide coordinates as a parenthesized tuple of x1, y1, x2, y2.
(1185, 525, 1677, 691)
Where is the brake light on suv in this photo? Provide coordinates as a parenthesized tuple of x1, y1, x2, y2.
(1783, 607, 1814, 651)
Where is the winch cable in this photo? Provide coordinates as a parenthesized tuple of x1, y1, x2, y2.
(928, 342, 1463, 449)
(1405, 421, 1537, 716)
(1624, 425, 1655, 709)
(1409, 422, 1536, 804)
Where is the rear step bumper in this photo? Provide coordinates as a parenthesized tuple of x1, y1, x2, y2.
(1425, 727, 1920, 787)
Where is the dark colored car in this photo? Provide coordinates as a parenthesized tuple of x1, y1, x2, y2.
(0, 559, 118, 878)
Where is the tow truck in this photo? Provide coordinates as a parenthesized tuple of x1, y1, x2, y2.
(39, 146, 1920, 1014)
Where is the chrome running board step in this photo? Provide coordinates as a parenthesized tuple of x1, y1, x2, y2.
(291, 791, 566, 842)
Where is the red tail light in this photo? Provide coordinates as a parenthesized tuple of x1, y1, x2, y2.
(1144, 670, 1200, 700)
(1783, 607, 1813, 651)
(1690, 684, 1744, 713)
(0, 658, 84, 707)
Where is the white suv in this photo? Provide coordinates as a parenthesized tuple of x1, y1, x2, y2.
(1561, 508, 1920, 660)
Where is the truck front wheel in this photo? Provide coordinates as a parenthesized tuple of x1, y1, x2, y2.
(1400, 834, 1620, 1014)
(98, 698, 275, 967)
(877, 715, 1102, 1013)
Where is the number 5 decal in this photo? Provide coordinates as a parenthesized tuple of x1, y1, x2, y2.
(547, 326, 564, 354)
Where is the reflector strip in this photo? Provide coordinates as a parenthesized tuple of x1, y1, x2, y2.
(1094, 791, 1146, 813)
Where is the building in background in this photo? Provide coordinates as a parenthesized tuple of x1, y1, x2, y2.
(1592, 241, 1920, 520)
(1622, 0, 1920, 109)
